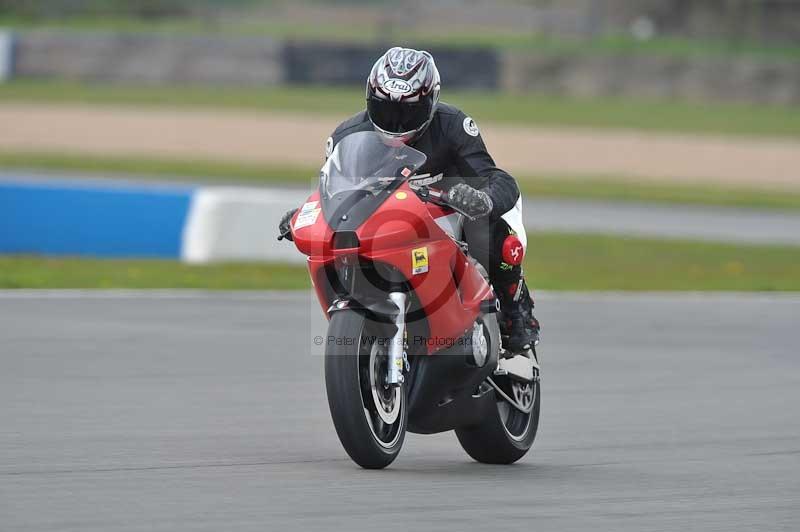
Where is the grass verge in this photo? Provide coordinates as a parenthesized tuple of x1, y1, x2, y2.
(3, 151, 800, 211)
(2, 232, 798, 291)
(0, 258, 311, 290)
(0, 152, 315, 187)
(2, 80, 799, 137)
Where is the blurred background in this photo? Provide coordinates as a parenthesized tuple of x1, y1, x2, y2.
(1, 0, 799, 290)
(5, 5, 800, 528)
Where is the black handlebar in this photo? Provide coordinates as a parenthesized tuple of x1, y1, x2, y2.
(278, 184, 475, 242)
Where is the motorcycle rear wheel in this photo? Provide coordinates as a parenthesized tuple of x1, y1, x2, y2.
(324, 310, 407, 469)
(455, 362, 540, 464)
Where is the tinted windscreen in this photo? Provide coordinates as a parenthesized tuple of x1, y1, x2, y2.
(320, 131, 427, 230)
(321, 131, 427, 198)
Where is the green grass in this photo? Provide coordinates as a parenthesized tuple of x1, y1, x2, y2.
(4, 14, 800, 59)
(2, 233, 799, 290)
(526, 232, 800, 291)
(0, 257, 311, 290)
(517, 176, 800, 211)
(0, 152, 318, 186)
(3, 151, 800, 211)
(2, 80, 799, 137)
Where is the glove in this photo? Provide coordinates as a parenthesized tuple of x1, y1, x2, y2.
(278, 208, 298, 241)
(446, 183, 493, 219)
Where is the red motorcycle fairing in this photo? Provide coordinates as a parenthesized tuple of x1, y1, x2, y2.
(293, 182, 494, 355)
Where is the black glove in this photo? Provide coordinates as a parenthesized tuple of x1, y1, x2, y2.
(446, 183, 493, 219)
(278, 208, 298, 241)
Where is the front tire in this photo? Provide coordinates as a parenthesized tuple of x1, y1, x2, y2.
(455, 360, 540, 464)
(324, 310, 407, 469)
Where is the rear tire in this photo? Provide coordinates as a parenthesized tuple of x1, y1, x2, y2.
(455, 365, 540, 464)
(325, 310, 407, 469)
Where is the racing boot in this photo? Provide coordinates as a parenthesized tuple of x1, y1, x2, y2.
(498, 279, 540, 354)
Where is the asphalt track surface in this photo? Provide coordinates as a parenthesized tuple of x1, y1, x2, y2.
(1, 291, 799, 531)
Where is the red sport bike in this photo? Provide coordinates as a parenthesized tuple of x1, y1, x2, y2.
(281, 131, 540, 469)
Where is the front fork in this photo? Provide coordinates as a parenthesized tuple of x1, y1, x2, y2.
(387, 292, 407, 386)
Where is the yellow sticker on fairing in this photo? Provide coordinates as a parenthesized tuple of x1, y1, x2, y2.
(412, 247, 429, 275)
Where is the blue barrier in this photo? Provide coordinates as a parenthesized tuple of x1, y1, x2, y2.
(0, 179, 194, 258)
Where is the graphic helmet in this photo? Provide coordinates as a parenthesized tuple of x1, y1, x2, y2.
(366, 47, 441, 144)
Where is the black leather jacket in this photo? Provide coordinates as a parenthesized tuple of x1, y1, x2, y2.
(328, 102, 520, 221)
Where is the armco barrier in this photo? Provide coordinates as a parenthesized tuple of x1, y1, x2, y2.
(0, 178, 307, 263)
(13, 31, 282, 86)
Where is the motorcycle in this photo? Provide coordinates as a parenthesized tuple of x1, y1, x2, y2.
(281, 131, 540, 469)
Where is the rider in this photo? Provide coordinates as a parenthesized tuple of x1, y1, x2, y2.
(279, 47, 540, 352)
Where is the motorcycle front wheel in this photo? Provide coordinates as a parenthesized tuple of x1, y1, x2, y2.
(324, 310, 407, 469)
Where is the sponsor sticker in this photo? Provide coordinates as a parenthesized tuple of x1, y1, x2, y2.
(294, 201, 321, 230)
(412, 246, 429, 275)
(299, 201, 318, 214)
(395, 191, 408, 200)
(463, 116, 480, 137)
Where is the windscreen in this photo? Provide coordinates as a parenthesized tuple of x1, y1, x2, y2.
(321, 131, 427, 199)
(319, 131, 427, 231)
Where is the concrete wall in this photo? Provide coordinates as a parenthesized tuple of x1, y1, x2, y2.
(283, 42, 499, 89)
(182, 186, 308, 264)
(501, 51, 800, 105)
(6, 29, 800, 103)
(11, 31, 498, 90)
(14, 31, 283, 85)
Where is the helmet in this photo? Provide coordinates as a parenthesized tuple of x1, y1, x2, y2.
(366, 47, 441, 145)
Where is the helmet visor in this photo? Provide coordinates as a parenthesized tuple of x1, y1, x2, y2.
(367, 96, 432, 135)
